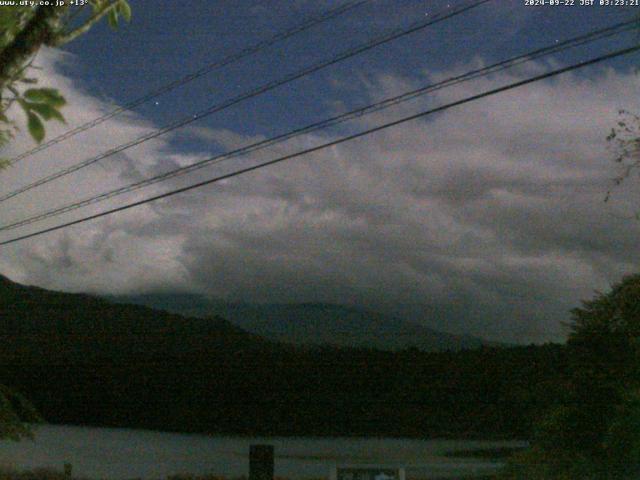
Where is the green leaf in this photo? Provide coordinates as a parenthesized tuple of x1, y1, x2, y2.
(89, 0, 108, 13)
(26, 102, 65, 123)
(117, 1, 131, 22)
(17, 98, 31, 114)
(26, 111, 45, 144)
(24, 88, 66, 107)
(107, 8, 119, 29)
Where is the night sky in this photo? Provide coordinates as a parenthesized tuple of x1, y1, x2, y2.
(1, 0, 639, 343)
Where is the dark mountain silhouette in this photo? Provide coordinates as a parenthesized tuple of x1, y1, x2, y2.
(1, 273, 567, 439)
(109, 294, 487, 351)
(0, 274, 264, 362)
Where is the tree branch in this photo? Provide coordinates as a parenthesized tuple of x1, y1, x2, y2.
(50, 0, 121, 46)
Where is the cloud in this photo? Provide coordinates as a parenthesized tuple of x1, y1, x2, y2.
(1, 48, 639, 343)
(0, 48, 191, 294)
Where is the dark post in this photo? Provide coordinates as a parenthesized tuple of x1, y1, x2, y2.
(249, 444, 274, 480)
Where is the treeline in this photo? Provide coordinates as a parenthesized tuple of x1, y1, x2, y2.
(0, 275, 566, 439)
(500, 274, 640, 479)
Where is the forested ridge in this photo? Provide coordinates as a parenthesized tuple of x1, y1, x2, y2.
(1, 274, 566, 439)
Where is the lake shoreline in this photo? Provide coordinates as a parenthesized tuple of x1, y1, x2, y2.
(0, 425, 526, 480)
(28, 422, 530, 443)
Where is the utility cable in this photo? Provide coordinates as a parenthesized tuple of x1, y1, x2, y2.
(0, 19, 633, 233)
(4, 0, 370, 166)
(0, 0, 490, 203)
(1, 43, 637, 246)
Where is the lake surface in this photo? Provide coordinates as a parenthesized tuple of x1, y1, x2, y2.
(0, 425, 526, 479)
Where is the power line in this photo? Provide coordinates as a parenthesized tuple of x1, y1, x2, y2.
(0, 0, 491, 204)
(0, 19, 634, 233)
(4, 0, 370, 167)
(1, 43, 637, 247)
